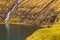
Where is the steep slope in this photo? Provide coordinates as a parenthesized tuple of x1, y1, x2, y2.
(0, 0, 16, 22)
(9, 0, 60, 27)
(0, 0, 60, 27)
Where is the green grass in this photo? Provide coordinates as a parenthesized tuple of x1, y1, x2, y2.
(26, 22, 60, 40)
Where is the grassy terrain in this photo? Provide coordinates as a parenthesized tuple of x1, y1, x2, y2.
(26, 20, 60, 40)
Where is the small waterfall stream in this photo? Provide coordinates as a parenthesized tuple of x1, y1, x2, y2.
(5, 0, 20, 22)
(4, 0, 21, 40)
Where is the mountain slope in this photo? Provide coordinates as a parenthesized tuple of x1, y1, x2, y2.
(0, 0, 60, 27)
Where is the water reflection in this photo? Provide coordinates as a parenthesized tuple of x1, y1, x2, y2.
(5, 24, 10, 40)
(0, 24, 40, 40)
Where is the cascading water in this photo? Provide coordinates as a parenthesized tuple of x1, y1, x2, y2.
(4, 0, 21, 40)
(5, 0, 21, 22)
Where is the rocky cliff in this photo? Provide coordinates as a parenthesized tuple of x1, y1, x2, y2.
(0, 0, 60, 27)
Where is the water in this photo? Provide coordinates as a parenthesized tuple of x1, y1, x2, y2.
(5, 0, 20, 22)
(0, 24, 39, 40)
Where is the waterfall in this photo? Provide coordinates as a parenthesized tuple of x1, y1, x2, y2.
(4, 0, 21, 40)
(5, 0, 21, 23)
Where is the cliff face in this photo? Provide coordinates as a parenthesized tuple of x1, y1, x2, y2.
(0, 0, 60, 27)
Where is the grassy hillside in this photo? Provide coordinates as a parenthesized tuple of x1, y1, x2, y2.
(26, 20, 60, 40)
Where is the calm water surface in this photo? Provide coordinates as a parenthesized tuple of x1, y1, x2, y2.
(0, 24, 39, 40)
